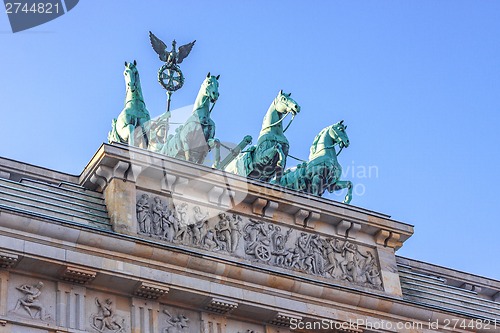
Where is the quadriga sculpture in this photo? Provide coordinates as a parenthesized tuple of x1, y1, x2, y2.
(108, 61, 151, 148)
(160, 73, 220, 165)
(224, 90, 300, 181)
(276, 121, 353, 203)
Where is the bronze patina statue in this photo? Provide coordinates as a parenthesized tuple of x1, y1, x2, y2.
(275, 121, 353, 203)
(149, 31, 196, 111)
(224, 90, 300, 182)
(149, 32, 195, 66)
(107, 33, 355, 204)
(160, 73, 221, 166)
(108, 61, 150, 148)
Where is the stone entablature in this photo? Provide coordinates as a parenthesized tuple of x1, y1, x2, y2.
(79, 143, 415, 298)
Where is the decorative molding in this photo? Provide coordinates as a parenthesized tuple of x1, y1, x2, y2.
(0, 319, 6, 326)
(128, 164, 144, 182)
(221, 189, 235, 207)
(168, 175, 189, 194)
(95, 166, 113, 186)
(205, 297, 238, 315)
(161, 173, 177, 192)
(349, 222, 361, 239)
(251, 198, 278, 218)
(294, 209, 319, 229)
(263, 200, 278, 218)
(134, 281, 170, 300)
(268, 312, 302, 327)
(337, 220, 351, 237)
(88, 161, 143, 190)
(60, 266, 97, 284)
(375, 230, 402, 249)
(252, 198, 267, 216)
(0, 251, 19, 269)
(386, 232, 402, 249)
(208, 186, 225, 205)
(336, 220, 361, 239)
(305, 211, 320, 229)
(90, 174, 107, 191)
(113, 161, 130, 179)
(294, 209, 310, 227)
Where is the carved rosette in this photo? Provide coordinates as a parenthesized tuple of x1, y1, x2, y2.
(135, 193, 383, 290)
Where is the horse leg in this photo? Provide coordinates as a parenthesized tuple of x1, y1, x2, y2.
(330, 180, 353, 204)
(138, 123, 149, 149)
(274, 143, 286, 181)
(311, 174, 323, 196)
(211, 139, 221, 168)
(276, 143, 285, 168)
(126, 124, 135, 146)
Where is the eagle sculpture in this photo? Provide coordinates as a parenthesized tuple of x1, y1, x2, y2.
(149, 31, 196, 65)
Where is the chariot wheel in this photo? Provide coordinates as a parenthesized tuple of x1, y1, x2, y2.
(158, 64, 184, 92)
(255, 244, 271, 262)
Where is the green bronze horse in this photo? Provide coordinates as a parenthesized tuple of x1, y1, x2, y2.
(224, 90, 300, 181)
(277, 121, 353, 203)
(161, 73, 220, 164)
(108, 61, 151, 148)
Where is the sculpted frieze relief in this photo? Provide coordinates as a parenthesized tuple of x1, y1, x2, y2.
(136, 193, 382, 290)
(163, 309, 190, 333)
(90, 297, 126, 333)
(10, 281, 51, 321)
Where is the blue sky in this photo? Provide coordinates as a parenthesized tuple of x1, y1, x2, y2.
(1, 1, 499, 280)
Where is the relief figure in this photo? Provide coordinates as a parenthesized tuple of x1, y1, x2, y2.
(11, 281, 50, 320)
(136, 194, 151, 234)
(90, 297, 125, 333)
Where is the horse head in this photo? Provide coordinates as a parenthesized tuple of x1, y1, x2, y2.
(124, 60, 140, 93)
(203, 72, 220, 103)
(329, 120, 350, 148)
(274, 90, 300, 116)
